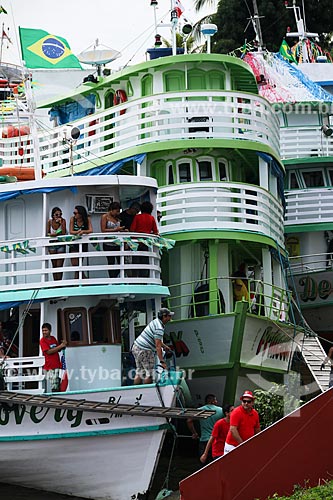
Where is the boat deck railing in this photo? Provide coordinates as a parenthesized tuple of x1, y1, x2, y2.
(285, 187, 333, 226)
(0, 232, 166, 292)
(0, 90, 280, 177)
(289, 252, 328, 274)
(157, 181, 284, 245)
(166, 276, 291, 322)
(280, 126, 333, 160)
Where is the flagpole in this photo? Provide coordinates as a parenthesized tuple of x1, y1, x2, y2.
(171, 0, 178, 56)
(0, 22, 4, 65)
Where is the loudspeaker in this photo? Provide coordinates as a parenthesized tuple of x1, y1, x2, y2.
(182, 23, 193, 35)
(322, 125, 333, 137)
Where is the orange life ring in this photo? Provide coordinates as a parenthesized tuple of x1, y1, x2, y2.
(113, 89, 127, 115)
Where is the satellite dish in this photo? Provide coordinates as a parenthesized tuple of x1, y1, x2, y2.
(78, 40, 121, 67)
(78, 48, 122, 65)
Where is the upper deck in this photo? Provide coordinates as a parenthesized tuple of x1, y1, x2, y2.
(0, 54, 281, 180)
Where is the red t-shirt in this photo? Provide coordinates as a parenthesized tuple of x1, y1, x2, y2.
(211, 418, 230, 457)
(226, 405, 260, 447)
(40, 335, 61, 370)
(130, 213, 158, 235)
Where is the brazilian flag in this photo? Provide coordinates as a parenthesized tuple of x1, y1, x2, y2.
(19, 27, 82, 69)
(279, 39, 297, 64)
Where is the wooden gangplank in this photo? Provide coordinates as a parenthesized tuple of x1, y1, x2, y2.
(0, 391, 216, 420)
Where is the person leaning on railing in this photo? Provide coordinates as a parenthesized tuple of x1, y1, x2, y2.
(321, 346, 333, 388)
(100, 201, 126, 278)
(47, 206, 67, 281)
(69, 205, 93, 279)
(130, 201, 159, 278)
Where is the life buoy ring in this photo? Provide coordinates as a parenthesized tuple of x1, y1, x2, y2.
(113, 89, 127, 115)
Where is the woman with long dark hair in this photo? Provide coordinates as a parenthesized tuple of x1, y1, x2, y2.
(47, 206, 67, 280)
(69, 205, 93, 278)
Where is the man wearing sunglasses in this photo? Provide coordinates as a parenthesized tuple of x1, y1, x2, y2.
(224, 390, 260, 455)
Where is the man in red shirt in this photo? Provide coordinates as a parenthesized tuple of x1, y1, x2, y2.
(40, 322, 67, 392)
(200, 404, 234, 463)
(130, 201, 159, 277)
(224, 390, 260, 455)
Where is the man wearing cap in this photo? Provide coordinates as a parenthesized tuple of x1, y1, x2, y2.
(131, 308, 174, 385)
(224, 390, 260, 455)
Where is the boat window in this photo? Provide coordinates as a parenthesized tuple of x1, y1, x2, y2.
(164, 70, 185, 92)
(218, 160, 228, 181)
(207, 70, 225, 90)
(198, 160, 213, 181)
(63, 308, 88, 345)
(289, 172, 299, 189)
(301, 170, 324, 188)
(286, 111, 320, 127)
(89, 305, 121, 344)
(168, 163, 175, 184)
(178, 162, 192, 183)
(188, 69, 206, 90)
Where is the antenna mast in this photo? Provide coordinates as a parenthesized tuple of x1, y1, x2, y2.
(251, 0, 264, 51)
(285, 0, 318, 63)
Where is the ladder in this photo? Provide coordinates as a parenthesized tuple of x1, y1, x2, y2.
(0, 391, 216, 420)
(301, 336, 330, 392)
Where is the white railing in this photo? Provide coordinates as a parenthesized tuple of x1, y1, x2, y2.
(4, 356, 45, 394)
(0, 91, 280, 176)
(285, 188, 333, 225)
(289, 252, 328, 274)
(280, 127, 333, 160)
(157, 181, 285, 245)
(0, 233, 164, 291)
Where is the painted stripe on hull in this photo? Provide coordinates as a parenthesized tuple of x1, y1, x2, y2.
(0, 423, 169, 441)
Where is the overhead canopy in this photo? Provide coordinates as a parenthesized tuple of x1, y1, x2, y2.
(0, 186, 78, 203)
(75, 154, 146, 176)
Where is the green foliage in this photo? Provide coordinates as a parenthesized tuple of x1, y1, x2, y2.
(162, 32, 195, 52)
(194, 0, 333, 55)
(264, 480, 333, 499)
(253, 380, 301, 429)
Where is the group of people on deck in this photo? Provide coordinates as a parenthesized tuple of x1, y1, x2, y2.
(46, 201, 160, 280)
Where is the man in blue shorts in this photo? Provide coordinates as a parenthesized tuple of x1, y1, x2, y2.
(132, 308, 173, 384)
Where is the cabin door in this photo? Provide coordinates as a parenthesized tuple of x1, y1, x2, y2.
(23, 309, 40, 357)
(5, 199, 26, 285)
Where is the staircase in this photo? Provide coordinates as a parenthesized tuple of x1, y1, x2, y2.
(300, 335, 330, 392)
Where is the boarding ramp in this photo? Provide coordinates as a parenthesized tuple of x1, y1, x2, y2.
(300, 335, 330, 392)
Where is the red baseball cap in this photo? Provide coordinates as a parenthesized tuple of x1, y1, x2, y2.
(240, 390, 255, 401)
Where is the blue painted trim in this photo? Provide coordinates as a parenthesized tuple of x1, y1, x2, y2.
(51, 372, 184, 396)
(0, 423, 169, 442)
(0, 284, 170, 303)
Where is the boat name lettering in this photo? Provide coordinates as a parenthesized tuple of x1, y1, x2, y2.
(255, 326, 291, 361)
(0, 403, 83, 428)
(299, 276, 331, 302)
(194, 330, 204, 354)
